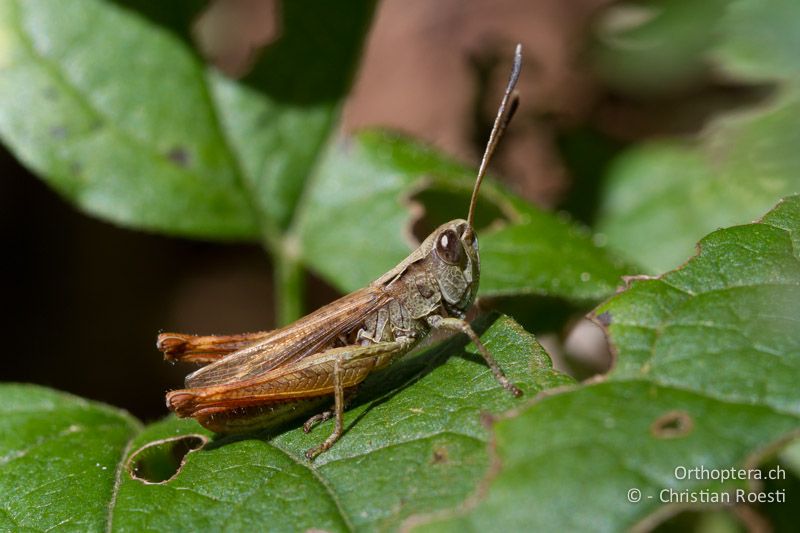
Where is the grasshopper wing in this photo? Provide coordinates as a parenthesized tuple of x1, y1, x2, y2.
(184, 286, 391, 388)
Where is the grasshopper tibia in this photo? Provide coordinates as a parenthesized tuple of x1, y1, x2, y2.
(303, 410, 333, 433)
(301, 339, 414, 460)
(305, 359, 345, 460)
(303, 388, 358, 433)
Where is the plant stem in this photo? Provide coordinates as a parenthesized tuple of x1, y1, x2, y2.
(275, 247, 304, 326)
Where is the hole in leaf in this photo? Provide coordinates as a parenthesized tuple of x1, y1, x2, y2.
(194, 0, 279, 78)
(481, 295, 577, 335)
(127, 435, 207, 484)
(650, 410, 694, 439)
(408, 186, 508, 243)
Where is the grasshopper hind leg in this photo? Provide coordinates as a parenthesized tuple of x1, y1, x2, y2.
(303, 387, 358, 433)
(303, 338, 414, 460)
(157, 331, 272, 364)
(305, 359, 345, 460)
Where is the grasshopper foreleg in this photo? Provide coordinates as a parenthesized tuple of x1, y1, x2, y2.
(427, 315, 522, 397)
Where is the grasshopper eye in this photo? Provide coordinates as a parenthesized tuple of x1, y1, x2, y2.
(436, 229, 462, 265)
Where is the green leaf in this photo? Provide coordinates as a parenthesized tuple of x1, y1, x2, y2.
(0, 0, 250, 238)
(593, 0, 800, 273)
(604, 196, 800, 409)
(714, 0, 800, 80)
(419, 196, 800, 531)
(477, 201, 627, 301)
(294, 131, 631, 303)
(591, 0, 731, 96)
(211, 0, 376, 235)
(0, 0, 373, 240)
(1, 315, 573, 531)
(0, 385, 140, 532)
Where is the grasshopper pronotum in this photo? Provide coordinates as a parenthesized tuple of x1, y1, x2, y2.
(158, 44, 523, 460)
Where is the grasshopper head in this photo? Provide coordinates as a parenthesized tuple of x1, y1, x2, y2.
(425, 219, 480, 317)
(408, 44, 522, 318)
(425, 42, 519, 318)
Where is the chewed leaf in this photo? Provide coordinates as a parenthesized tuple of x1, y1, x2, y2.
(295, 130, 631, 303)
(1, 315, 573, 531)
(0, 385, 140, 532)
(419, 195, 800, 531)
(601, 195, 800, 413)
(415, 381, 800, 532)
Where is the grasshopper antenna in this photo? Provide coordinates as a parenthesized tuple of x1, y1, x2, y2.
(466, 43, 522, 230)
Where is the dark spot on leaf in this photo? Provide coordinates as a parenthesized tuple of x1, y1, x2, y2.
(431, 446, 449, 465)
(43, 86, 58, 100)
(127, 435, 207, 484)
(70, 161, 82, 176)
(50, 126, 68, 139)
(89, 119, 103, 131)
(167, 146, 191, 167)
(596, 311, 612, 326)
(480, 412, 496, 429)
(650, 410, 694, 439)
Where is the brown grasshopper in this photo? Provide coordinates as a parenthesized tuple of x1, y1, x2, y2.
(158, 44, 523, 460)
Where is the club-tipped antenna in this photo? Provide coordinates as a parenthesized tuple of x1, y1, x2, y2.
(466, 43, 522, 230)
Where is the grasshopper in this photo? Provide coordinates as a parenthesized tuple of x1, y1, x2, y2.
(158, 44, 523, 460)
